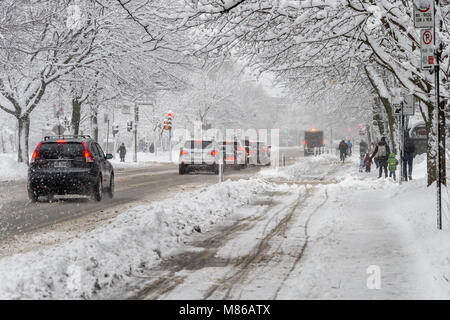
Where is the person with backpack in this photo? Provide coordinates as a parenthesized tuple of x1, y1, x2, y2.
(403, 135, 415, 181)
(347, 139, 353, 156)
(370, 137, 390, 178)
(338, 139, 348, 162)
(388, 152, 399, 180)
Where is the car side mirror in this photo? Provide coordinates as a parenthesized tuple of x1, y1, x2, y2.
(105, 153, 113, 160)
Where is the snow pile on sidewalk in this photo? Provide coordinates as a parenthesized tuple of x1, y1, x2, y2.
(0, 154, 27, 182)
(0, 178, 283, 299)
(259, 153, 349, 181)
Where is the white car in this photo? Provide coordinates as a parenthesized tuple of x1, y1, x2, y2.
(179, 139, 220, 174)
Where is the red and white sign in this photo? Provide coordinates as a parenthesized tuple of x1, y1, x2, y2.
(420, 28, 434, 70)
(414, 0, 434, 28)
(422, 29, 433, 45)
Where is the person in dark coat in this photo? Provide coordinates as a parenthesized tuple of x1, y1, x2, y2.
(371, 137, 390, 178)
(338, 139, 348, 162)
(359, 140, 368, 159)
(403, 136, 415, 181)
(149, 142, 155, 153)
(117, 143, 127, 162)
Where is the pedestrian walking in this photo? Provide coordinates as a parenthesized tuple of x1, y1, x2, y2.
(347, 139, 353, 156)
(359, 139, 368, 158)
(117, 143, 127, 162)
(338, 139, 348, 163)
(388, 152, 398, 181)
(363, 152, 372, 172)
(370, 137, 390, 178)
(403, 135, 415, 181)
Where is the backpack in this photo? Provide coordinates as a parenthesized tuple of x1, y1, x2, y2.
(377, 144, 387, 157)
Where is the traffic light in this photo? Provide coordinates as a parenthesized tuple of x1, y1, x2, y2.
(163, 119, 168, 130)
(127, 120, 133, 132)
(167, 111, 173, 130)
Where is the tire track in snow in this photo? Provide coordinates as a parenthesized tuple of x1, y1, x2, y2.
(272, 188, 329, 299)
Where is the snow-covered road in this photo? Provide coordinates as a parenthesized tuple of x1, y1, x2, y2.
(1, 152, 449, 299)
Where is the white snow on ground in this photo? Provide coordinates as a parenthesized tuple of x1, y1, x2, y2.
(271, 153, 450, 299)
(1, 151, 450, 299)
(0, 153, 28, 182)
(0, 177, 289, 299)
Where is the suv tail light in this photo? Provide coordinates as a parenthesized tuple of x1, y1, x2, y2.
(82, 141, 94, 163)
(30, 142, 42, 163)
(180, 149, 188, 156)
(211, 150, 216, 156)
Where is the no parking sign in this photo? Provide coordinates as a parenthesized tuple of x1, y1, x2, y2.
(420, 28, 434, 70)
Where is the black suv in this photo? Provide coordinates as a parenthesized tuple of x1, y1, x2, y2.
(28, 135, 114, 202)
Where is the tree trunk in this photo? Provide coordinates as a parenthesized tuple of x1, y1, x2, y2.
(91, 106, 98, 142)
(71, 98, 82, 135)
(425, 104, 437, 186)
(0, 132, 5, 153)
(16, 116, 30, 164)
(17, 117, 23, 163)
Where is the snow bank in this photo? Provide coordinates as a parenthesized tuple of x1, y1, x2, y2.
(0, 153, 27, 182)
(0, 178, 278, 299)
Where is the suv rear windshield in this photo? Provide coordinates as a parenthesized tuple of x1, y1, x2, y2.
(37, 142, 84, 160)
(184, 140, 213, 149)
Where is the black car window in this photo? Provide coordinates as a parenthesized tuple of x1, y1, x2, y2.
(96, 143, 106, 158)
(89, 142, 99, 157)
(37, 142, 84, 160)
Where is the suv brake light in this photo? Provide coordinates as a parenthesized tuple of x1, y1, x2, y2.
(30, 142, 42, 163)
(82, 141, 94, 163)
(180, 149, 188, 156)
(211, 150, 216, 156)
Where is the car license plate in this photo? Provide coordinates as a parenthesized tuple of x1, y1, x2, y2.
(54, 161, 68, 168)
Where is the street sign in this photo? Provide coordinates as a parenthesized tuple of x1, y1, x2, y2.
(414, 0, 434, 28)
(420, 28, 434, 70)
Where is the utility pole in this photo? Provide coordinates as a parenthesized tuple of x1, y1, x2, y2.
(133, 102, 138, 163)
(435, 14, 442, 229)
(106, 119, 110, 154)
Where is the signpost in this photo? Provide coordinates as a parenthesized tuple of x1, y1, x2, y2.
(393, 94, 416, 184)
(420, 28, 434, 70)
(414, 0, 444, 229)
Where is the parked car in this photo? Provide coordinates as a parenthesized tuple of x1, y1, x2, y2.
(179, 139, 220, 174)
(28, 135, 114, 202)
(219, 140, 246, 169)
